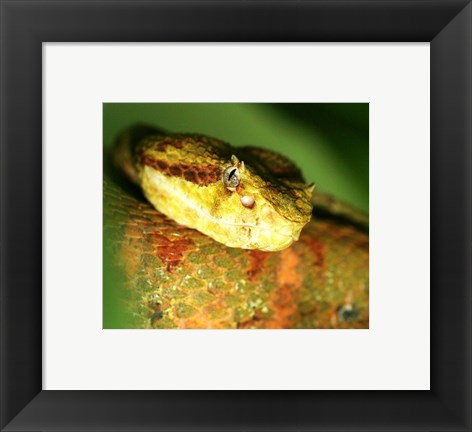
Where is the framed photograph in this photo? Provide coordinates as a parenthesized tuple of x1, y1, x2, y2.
(1, 1, 471, 431)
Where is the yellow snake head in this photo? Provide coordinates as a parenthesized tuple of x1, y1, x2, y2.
(118, 128, 314, 251)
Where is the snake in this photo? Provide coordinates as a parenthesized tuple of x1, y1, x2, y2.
(104, 125, 369, 329)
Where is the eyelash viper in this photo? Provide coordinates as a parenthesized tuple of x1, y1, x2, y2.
(104, 125, 369, 329)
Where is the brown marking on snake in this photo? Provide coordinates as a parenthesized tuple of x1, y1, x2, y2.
(156, 160, 168, 170)
(266, 184, 279, 195)
(169, 165, 183, 176)
(178, 165, 221, 185)
(247, 250, 270, 280)
(184, 170, 197, 183)
(205, 168, 221, 183)
(140, 153, 222, 186)
(304, 236, 327, 269)
(152, 233, 194, 272)
(156, 137, 184, 151)
(197, 171, 208, 182)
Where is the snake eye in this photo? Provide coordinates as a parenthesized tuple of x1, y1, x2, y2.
(222, 166, 240, 191)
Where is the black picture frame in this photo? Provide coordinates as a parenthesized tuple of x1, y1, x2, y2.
(1, 1, 471, 431)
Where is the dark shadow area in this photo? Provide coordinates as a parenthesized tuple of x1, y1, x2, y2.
(267, 103, 369, 204)
(314, 207, 369, 234)
(103, 147, 144, 201)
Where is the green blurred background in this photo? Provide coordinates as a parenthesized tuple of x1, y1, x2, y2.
(103, 103, 369, 328)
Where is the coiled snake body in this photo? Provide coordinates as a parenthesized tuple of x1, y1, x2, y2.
(104, 125, 369, 329)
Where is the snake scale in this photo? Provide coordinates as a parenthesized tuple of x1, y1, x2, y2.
(104, 125, 369, 329)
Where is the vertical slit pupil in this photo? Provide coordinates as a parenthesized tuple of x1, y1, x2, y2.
(228, 168, 237, 181)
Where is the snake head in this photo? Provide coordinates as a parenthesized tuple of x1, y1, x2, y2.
(137, 134, 313, 251)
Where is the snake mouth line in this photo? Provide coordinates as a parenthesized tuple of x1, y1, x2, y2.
(218, 220, 299, 240)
